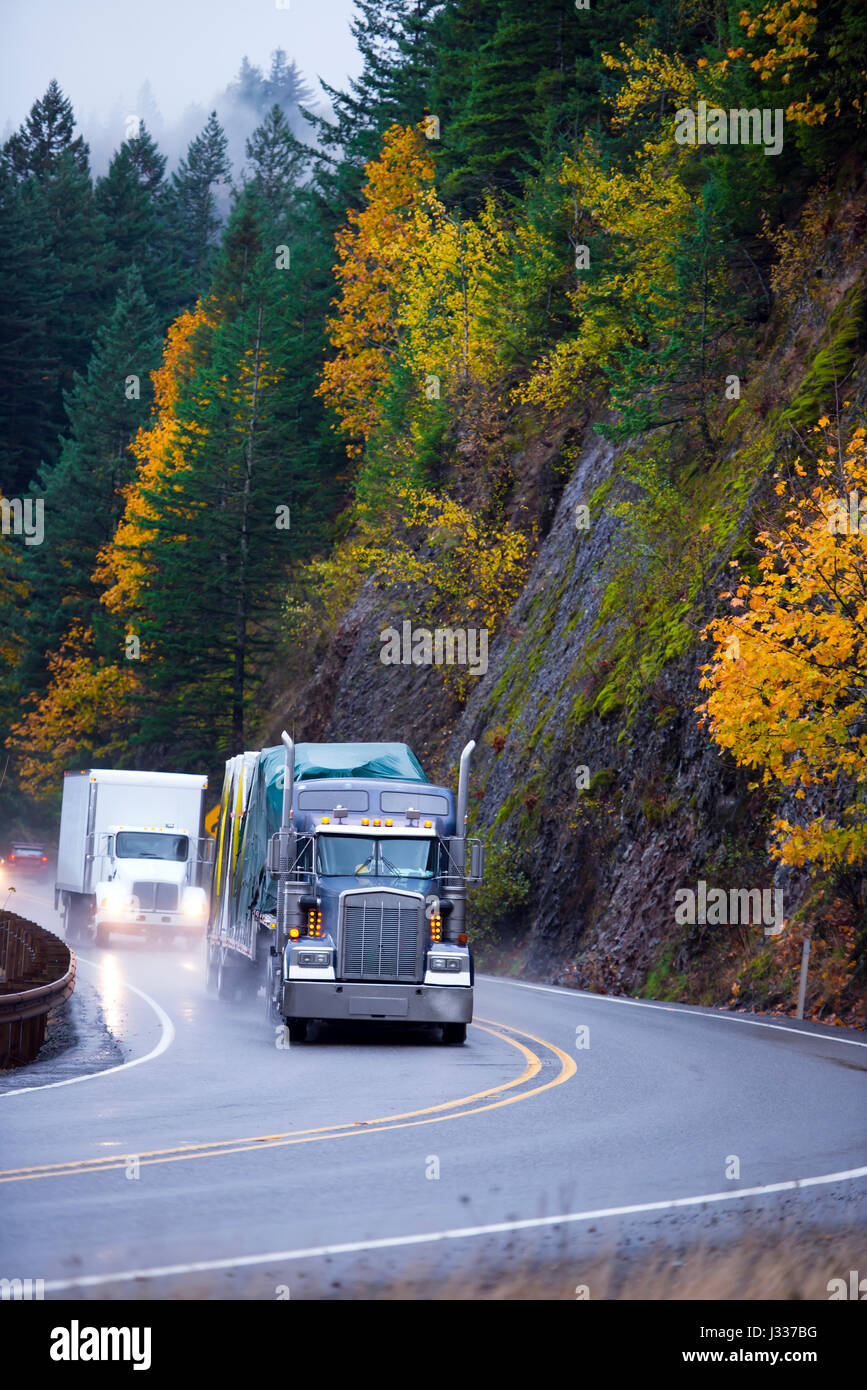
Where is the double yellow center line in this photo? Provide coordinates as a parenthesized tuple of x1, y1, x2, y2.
(0, 1017, 576, 1184)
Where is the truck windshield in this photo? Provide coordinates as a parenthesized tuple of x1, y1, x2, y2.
(317, 835, 437, 879)
(115, 831, 189, 861)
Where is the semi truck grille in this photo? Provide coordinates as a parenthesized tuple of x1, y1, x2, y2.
(132, 882, 178, 912)
(340, 894, 422, 982)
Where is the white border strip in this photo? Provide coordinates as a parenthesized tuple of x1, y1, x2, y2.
(0, 957, 175, 1097)
(480, 975, 867, 1048)
(40, 1162, 867, 1293)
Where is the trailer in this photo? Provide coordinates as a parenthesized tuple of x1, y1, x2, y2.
(55, 768, 211, 946)
(206, 737, 484, 1043)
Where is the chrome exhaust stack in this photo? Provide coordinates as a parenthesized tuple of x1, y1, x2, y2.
(447, 740, 475, 943)
(275, 730, 300, 951)
(281, 730, 295, 833)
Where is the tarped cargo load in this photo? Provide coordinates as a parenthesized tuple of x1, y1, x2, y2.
(218, 743, 429, 945)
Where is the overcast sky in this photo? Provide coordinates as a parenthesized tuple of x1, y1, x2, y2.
(0, 0, 363, 140)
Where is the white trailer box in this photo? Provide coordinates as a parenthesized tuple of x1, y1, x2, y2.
(56, 768, 210, 945)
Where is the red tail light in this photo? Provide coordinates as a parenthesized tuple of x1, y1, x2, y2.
(42, 856, 48, 862)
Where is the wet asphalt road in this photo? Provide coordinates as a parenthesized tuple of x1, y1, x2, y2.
(1, 876, 865, 1299)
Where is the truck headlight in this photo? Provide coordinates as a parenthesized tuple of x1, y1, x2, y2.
(99, 888, 126, 912)
(296, 951, 331, 967)
(428, 956, 463, 972)
(182, 888, 208, 918)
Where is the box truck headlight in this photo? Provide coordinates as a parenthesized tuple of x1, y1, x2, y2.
(296, 950, 331, 967)
(428, 956, 463, 973)
(182, 887, 208, 918)
(100, 887, 126, 912)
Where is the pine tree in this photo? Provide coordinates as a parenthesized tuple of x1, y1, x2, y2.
(0, 166, 60, 495)
(602, 181, 754, 448)
(103, 191, 344, 754)
(3, 79, 88, 179)
(299, 0, 440, 208)
(96, 123, 186, 319)
(169, 112, 231, 288)
(243, 105, 304, 221)
(21, 268, 162, 687)
(2, 83, 110, 479)
(265, 48, 315, 115)
(434, 0, 654, 208)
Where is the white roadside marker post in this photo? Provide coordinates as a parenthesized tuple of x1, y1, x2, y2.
(796, 933, 812, 1020)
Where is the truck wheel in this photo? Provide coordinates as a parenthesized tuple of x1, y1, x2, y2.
(64, 896, 89, 943)
(205, 945, 219, 993)
(286, 1018, 307, 1043)
(61, 898, 76, 942)
(234, 958, 260, 999)
(216, 951, 238, 1001)
(95, 924, 110, 948)
(442, 1022, 467, 1045)
(263, 956, 282, 1025)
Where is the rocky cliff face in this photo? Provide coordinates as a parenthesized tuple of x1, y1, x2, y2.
(266, 176, 867, 1024)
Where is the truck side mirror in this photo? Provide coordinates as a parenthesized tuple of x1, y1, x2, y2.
(469, 840, 485, 884)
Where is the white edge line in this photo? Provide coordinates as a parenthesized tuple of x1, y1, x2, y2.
(0, 957, 175, 1097)
(480, 975, 867, 1049)
(40, 1163, 867, 1293)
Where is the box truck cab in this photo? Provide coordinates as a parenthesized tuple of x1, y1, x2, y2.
(55, 769, 211, 946)
(92, 824, 209, 945)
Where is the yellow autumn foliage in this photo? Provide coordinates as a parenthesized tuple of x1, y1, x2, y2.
(698, 422, 867, 869)
(515, 46, 696, 412)
(369, 488, 532, 633)
(317, 124, 436, 451)
(10, 626, 142, 798)
(96, 304, 211, 616)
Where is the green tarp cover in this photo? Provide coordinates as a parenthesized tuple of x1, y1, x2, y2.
(292, 743, 427, 783)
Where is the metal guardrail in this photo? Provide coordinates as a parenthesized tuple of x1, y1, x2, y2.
(0, 912, 75, 1068)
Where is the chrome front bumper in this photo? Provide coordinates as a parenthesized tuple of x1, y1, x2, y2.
(281, 980, 472, 1023)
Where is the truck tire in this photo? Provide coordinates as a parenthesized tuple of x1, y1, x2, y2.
(64, 895, 91, 944)
(95, 924, 110, 948)
(216, 950, 238, 1001)
(205, 945, 219, 993)
(442, 1022, 467, 1045)
(263, 955, 282, 1026)
(286, 1018, 307, 1043)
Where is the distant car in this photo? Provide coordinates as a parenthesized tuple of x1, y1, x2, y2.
(2, 843, 50, 875)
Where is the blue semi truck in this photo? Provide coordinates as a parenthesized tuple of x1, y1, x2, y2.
(206, 737, 484, 1043)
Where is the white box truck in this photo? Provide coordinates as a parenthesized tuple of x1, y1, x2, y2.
(55, 768, 211, 946)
